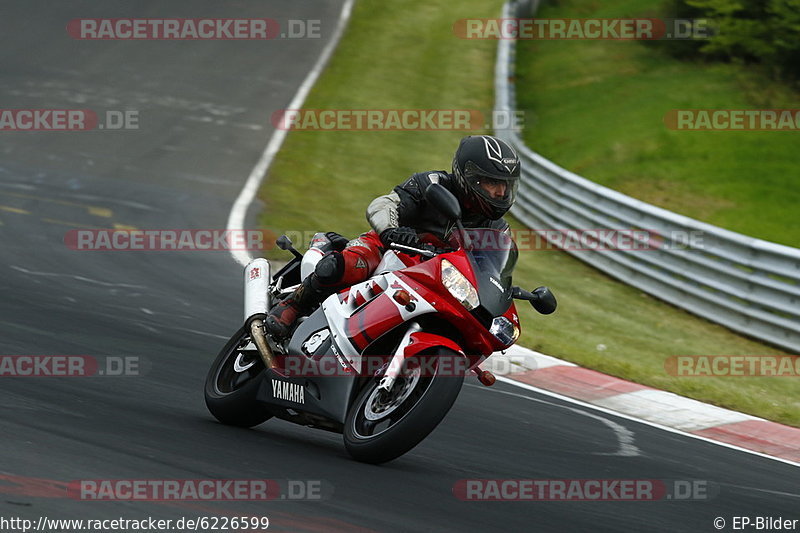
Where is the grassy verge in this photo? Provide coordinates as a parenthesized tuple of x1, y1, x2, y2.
(515, 0, 800, 247)
(259, 0, 799, 426)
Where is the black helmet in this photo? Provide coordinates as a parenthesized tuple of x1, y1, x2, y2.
(452, 135, 520, 220)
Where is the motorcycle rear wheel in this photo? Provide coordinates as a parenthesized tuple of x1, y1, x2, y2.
(204, 326, 273, 428)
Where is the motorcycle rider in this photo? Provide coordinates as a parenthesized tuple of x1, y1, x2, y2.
(265, 135, 521, 340)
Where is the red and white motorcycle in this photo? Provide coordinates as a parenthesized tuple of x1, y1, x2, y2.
(205, 184, 556, 464)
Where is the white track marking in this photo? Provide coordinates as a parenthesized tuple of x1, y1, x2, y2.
(9, 265, 146, 289)
(495, 376, 800, 469)
(593, 389, 754, 431)
(471, 384, 640, 457)
(721, 485, 800, 499)
(226, 0, 356, 267)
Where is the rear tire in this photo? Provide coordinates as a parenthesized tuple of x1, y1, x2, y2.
(204, 326, 272, 428)
(343, 349, 465, 464)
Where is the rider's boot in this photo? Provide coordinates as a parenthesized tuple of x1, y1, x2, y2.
(264, 273, 332, 340)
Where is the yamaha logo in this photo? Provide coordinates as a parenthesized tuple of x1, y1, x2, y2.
(271, 378, 305, 404)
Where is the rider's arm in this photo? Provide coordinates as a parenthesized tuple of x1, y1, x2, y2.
(367, 172, 440, 234)
(366, 172, 428, 234)
(366, 192, 402, 235)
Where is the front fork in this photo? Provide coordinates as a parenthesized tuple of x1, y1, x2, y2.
(377, 322, 422, 393)
(376, 322, 496, 392)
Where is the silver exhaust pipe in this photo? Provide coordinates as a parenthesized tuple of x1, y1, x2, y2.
(249, 318, 278, 370)
(244, 259, 278, 370)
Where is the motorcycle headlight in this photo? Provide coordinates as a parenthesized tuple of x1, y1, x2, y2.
(441, 259, 479, 310)
(490, 316, 520, 345)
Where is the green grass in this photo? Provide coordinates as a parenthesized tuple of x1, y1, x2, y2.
(515, 0, 800, 248)
(259, 0, 799, 426)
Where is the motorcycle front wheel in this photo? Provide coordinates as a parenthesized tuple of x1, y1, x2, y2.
(343, 348, 465, 464)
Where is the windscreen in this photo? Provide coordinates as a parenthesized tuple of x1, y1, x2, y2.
(450, 228, 518, 289)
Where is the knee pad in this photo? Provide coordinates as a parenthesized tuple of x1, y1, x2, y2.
(314, 251, 345, 285)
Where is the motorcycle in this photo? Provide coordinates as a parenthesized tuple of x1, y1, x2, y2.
(204, 183, 556, 464)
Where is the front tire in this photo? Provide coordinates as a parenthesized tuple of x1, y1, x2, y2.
(204, 326, 272, 428)
(343, 349, 465, 464)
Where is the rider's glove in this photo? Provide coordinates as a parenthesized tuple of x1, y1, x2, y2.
(380, 227, 421, 249)
(324, 231, 350, 251)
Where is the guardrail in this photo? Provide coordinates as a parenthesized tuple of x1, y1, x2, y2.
(494, 0, 800, 353)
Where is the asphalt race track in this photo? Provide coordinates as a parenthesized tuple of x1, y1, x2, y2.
(0, 2, 797, 532)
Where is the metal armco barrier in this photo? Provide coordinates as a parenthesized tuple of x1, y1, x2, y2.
(494, 0, 800, 353)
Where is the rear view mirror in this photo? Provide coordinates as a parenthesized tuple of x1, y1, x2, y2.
(513, 286, 557, 315)
(276, 235, 293, 250)
(531, 286, 557, 315)
(425, 183, 462, 221)
(276, 235, 303, 259)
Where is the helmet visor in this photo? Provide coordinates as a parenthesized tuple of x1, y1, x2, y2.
(463, 165, 518, 211)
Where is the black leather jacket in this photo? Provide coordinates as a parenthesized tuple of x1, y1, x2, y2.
(367, 170, 509, 241)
